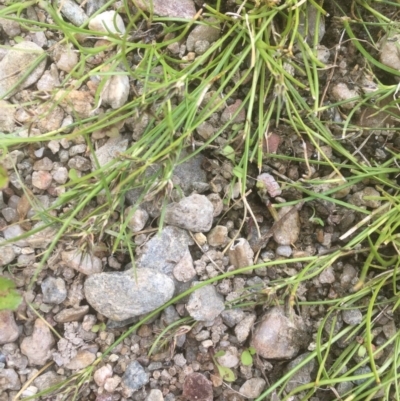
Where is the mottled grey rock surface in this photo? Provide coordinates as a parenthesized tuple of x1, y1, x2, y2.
(41, 277, 67, 304)
(84, 269, 175, 321)
(0, 310, 19, 344)
(186, 285, 225, 321)
(122, 361, 149, 393)
(164, 194, 214, 232)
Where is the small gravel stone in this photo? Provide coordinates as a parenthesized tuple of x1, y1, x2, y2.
(36, 64, 61, 91)
(173, 353, 187, 367)
(55, 0, 88, 26)
(52, 167, 68, 184)
(3, 225, 29, 247)
(64, 350, 96, 370)
(350, 187, 381, 209)
(342, 309, 363, 325)
(0, 310, 19, 344)
(122, 361, 149, 393)
(0, 41, 46, 99)
(330, 83, 359, 110)
(207, 225, 228, 247)
(54, 306, 89, 323)
(32, 171, 52, 190)
(379, 33, 400, 70)
(33, 157, 53, 171)
(61, 250, 102, 275)
(0, 242, 16, 266)
(34, 371, 66, 391)
(235, 313, 256, 342)
(276, 245, 292, 257)
(134, 0, 196, 18)
(84, 269, 175, 321)
(229, 238, 254, 270)
(20, 318, 55, 366)
(0, 369, 21, 391)
(90, 135, 129, 169)
(89, 11, 125, 34)
(68, 155, 92, 171)
(183, 373, 213, 401)
(164, 194, 214, 232)
(285, 353, 315, 392)
(173, 250, 196, 283)
(273, 206, 300, 245)
(0, 16, 21, 38)
(104, 376, 121, 392)
(187, 18, 220, 52)
(319, 266, 335, 284)
(55, 90, 94, 118)
(146, 389, 164, 401)
(217, 350, 239, 368)
(251, 307, 305, 359)
(41, 277, 67, 304)
(239, 378, 266, 398)
(221, 309, 245, 328)
(125, 206, 149, 233)
(340, 264, 357, 289)
(0, 100, 15, 132)
(221, 99, 246, 124)
(94, 364, 113, 387)
(186, 285, 225, 321)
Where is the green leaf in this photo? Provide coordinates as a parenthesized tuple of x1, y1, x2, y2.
(214, 350, 226, 358)
(232, 166, 244, 179)
(0, 277, 22, 311)
(241, 350, 253, 366)
(68, 168, 79, 182)
(217, 365, 236, 382)
(221, 145, 236, 163)
(0, 165, 9, 189)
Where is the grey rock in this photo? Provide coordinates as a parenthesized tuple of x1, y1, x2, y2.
(319, 266, 335, 284)
(285, 353, 315, 392)
(342, 309, 362, 326)
(0, 100, 15, 132)
(86, 0, 108, 16)
(146, 389, 164, 401)
(34, 371, 66, 392)
(187, 18, 220, 52)
(122, 360, 149, 392)
(41, 277, 67, 304)
(134, 0, 196, 18)
(164, 194, 214, 232)
(55, 0, 88, 26)
(207, 193, 223, 217)
(186, 285, 225, 321)
(137, 226, 190, 275)
(353, 366, 371, 385)
(20, 318, 55, 366)
(61, 250, 102, 275)
(25, 224, 58, 249)
(229, 238, 254, 271)
(235, 313, 256, 343)
(0, 310, 19, 344)
(0, 16, 21, 38)
(379, 33, 400, 70)
(221, 309, 245, 328)
(251, 307, 305, 359)
(330, 83, 359, 111)
(340, 264, 357, 289)
(336, 381, 354, 397)
(0, 368, 20, 391)
(273, 206, 300, 245)
(276, 245, 292, 257)
(54, 44, 79, 74)
(299, 3, 325, 43)
(36, 63, 60, 91)
(2, 207, 17, 223)
(89, 11, 125, 34)
(173, 250, 196, 283)
(0, 41, 46, 99)
(32, 170, 52, 189)
(3, 224, 29, 247)
(350, 187, 381, 209)
(90, 135, 129, 169)
(0, 241, 16, 266)
(84, 269, 175, 321)
(54, 306, 89, 323)
(172, 152, 208, 195)
(239, 378, 266, 399)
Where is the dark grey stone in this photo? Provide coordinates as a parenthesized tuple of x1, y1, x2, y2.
(41, 277, 67, 304)
(122, 361, 149, 392)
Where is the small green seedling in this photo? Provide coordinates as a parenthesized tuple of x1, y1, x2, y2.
(309, 206, 324, 227)
(212, 350, 236, 382)
(0, 277, 22, 311)
(91, 322, 107, 333)
(241, 347, 256, 366)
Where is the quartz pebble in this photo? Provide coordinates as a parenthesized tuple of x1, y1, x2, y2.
(89, 11, 125, 34)
(207, 225, 228, 247)
(146, 389, 164, 401)
(235, 313, 256, 342)
(32, 171, 53, 190)
(55, 0, 88, 26)
(125, 207, 149, 232)
(350, 187, 381, 209)
(239, 378, 266, 399)
(94, 364, 113, 387)
(64, 350, 96, 370)
(101, 73, 129, 109)
(273, 206, 300, 245)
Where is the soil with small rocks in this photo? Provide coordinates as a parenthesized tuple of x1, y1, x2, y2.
(1, 1, 400, 401)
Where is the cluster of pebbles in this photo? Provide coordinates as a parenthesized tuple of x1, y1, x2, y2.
(0, 1, 396, 401)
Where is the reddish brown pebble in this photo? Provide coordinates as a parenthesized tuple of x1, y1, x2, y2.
(183, 373, 213, 401)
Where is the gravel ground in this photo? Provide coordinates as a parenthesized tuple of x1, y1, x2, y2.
(1, 1, 400, 401)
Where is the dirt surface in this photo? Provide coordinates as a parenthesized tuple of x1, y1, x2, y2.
(1, 1, 400, 401)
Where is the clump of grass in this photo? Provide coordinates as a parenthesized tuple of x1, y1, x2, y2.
(1, 0, 400, 400)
